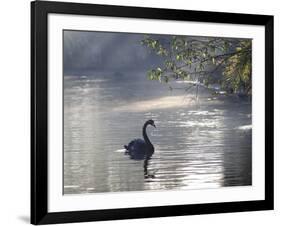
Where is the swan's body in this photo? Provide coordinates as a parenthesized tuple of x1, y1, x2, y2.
(124, 119, 156, 160)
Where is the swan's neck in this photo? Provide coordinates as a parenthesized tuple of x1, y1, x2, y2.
(143, 123, 153, 149)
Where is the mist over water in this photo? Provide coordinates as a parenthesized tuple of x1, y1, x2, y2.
(64, 72, 252, 194)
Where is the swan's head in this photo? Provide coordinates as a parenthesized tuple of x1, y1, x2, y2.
(147, 119, 156, 128)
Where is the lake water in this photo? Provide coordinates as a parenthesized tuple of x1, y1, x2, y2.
(63, 73, 252, 194)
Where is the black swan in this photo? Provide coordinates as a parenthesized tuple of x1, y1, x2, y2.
(124, 119, 156, 160)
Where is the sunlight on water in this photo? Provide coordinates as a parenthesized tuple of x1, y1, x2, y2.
(114, 149, 126, 153)
(113, 96, 191, 112)
(64, 75, 252, 194)
(237, 125, 252, 130)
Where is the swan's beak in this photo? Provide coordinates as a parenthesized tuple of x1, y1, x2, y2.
(152, 123, 156, 128)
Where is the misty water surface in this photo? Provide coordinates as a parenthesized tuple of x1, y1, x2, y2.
(63, 72, 252, 194)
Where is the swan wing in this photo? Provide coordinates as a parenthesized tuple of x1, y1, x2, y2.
(128, 139, 146, 151)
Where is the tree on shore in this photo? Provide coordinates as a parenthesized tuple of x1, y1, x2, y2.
(141, 35, 252, 95)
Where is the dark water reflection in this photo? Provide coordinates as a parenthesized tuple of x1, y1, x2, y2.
(64, 74, 252, 194)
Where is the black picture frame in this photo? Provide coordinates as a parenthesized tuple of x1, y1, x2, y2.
(31, 0, 274, 224)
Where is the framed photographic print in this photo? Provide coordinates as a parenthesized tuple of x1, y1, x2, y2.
(31, 0, 274, 224)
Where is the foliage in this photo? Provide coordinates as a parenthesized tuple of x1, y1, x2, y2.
(141, 35, 252, 95)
